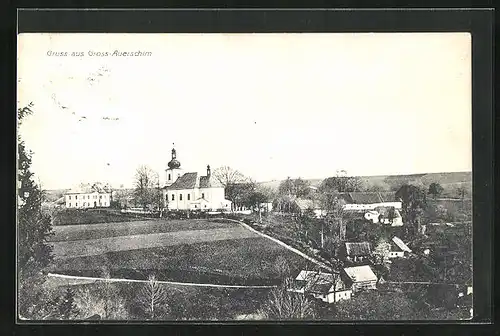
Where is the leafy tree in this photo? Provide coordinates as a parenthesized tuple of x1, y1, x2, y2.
(225, 182, 255, 211)
(17, 103, 55, 319)
(249, 190, 269, 223)
(396, 184, 428, 236)
(428, 182, 444, 199)
(319, 170, 363, 193)
(335, 291, 416, 320)
(278, 177, 312, 199)
(137, 274, 169, 320)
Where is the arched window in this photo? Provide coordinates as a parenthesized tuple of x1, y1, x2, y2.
(180, 194, 183, 201)
(168, 174, 171, 180)
(172, 194, 175, 201)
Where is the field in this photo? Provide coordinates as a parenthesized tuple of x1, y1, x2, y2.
(50, 218, 308, 286)
(52, 208, 146, 226)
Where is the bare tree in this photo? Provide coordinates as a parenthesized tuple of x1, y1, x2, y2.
(133, 165, 159, 210)
(259, 280, 316, 320)
(137, 274, 169, 319)
(212, 166, 248, 187)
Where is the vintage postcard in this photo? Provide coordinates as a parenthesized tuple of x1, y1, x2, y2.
(17, 32, 472, 321)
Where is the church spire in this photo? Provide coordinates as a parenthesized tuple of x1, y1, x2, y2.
(171, 143, 176, 160)
(168, 143, 181, 169)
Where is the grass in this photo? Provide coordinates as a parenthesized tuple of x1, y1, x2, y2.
(49, 219, 237, 242)
(53, 208, 146, 226)
(51, 236, 309, 286)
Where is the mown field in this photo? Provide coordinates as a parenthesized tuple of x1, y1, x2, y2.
(53, 208, 146, 226)
(50, 219, 308, 285)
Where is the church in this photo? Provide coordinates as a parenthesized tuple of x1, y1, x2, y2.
(162, 146, 232, 211)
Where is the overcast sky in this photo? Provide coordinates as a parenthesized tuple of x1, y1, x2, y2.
(17, 33, 471, 190)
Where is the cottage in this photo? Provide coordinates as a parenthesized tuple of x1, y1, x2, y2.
(344, 242, 372, 263)
(339, 192, 402, 212)
(290, 270, 352, 303)
(293, 198, 326, 218)
(342, 265, 378, 293)
(162, 146, 232, 211)
(389, 236, 412, 258)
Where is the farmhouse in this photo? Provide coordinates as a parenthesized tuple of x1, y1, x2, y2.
(339, 192, 402, 212)
(162, 147, 232, 211)
(342, 265, 378, 293)
(344, 242, 372, 263)
(293, 198, 326, 218)
(64, 183, 111, 208)
(364, 208, 404, 226)
(290, 270, 352, 303)
(389, 236, 412, 258)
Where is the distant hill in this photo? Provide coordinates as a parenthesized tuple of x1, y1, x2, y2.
(258, 172, 472, 195)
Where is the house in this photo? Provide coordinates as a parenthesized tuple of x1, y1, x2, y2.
(290, 270, 352, 303)
(364, 208, 404, 226)
(344, 242, 372, 263)
(342, 265, 378, 293)
(293, 198, 326, 218)
(162, 147, 232, 211)
(389, 236, 412, 258)
(338, 192, 402, 212)
(64, 183, 112, 208)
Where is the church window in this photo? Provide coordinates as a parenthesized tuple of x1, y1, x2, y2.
(69, 196, 71, 200)
(202, 193, 205, 198)
(180, 194, 183, 201)
(172, 194, 175, 201)
(168, 174, 171, 180)
(69, 203, 71, 207)
(99, 195, 102, 199)
(75, 195, 78, 199)
(166, 195, 168, 201)
(76, 203, 78, 207)
(187, 194, 190, 200)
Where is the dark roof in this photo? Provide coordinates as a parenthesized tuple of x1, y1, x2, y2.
(345, 242, 371, 256)
(199, 175, 223, 188)
(168, 173, 198, 190)
(337, 192, 400, 204)
(308, 282, 333, 294)
(290, 280, 307, 291)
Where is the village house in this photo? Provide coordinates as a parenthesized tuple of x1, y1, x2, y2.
(389, 236, 412, 258)
(338, 192, 402, 212)
(293, 198, 327, 218)
(290, 270, 352, 303)
(162, 147, 232, 211)
(364, 208, 404, 226)
(343, 242, 372, 263)
(64, 183, 112, 209)
(342, 265, 378, 293)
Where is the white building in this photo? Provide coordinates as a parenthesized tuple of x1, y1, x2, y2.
(389, 236, 412, 258)
(339, 192, 402, 211)
(65, 183, 111, 208)
(162, 147, 232, 211)
(290, 270, 352, 304)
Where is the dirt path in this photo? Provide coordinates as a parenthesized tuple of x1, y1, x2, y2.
(47, 272, 277, 289)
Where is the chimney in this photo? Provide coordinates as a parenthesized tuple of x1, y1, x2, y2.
(207, 165, 211, 177)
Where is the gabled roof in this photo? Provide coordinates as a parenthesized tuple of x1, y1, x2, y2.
(65, 183, 111, 195)
(392, 237, 412, 253)
(343, 265, 377, 283)
(337, 192, 400, 205)
(294, 198, 319, 211)
(199, 175, 223, 189)
(168, 173, 198, 190)
(345, 242, 371, 256)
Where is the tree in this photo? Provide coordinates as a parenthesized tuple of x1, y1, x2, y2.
(249, 190, 269, 223)
(226, 181, 256, 211)
(133, 165, 159, 210)
(17, 103, 55, 319)
(259, 280, 316, 319)
(137, 274, 169, 320)
(396, 184, 428, 236)
(274, 255, 291, 280)
(99, 268, 128, 319)
(428, 182, 444, 199)
(319, 170, 363, 193)
(57, 288, 79, 320)
(278, 177, 312, 199)
(212, 166, 248, 187)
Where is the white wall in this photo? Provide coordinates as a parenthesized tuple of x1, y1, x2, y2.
(166, 186, 228, 210)
(65, 192, 110, 208)
(344, 201, 402, 211)
(389, 251, 405, 258)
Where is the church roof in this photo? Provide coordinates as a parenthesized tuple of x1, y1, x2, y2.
(200, 176, 223, 189)
(168, 173, 223, 190)
(168, 173, 198, 190)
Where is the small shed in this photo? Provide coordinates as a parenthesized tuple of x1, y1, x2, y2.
(342, 265, 378, 293)
(345, 242, 372, 262)
(389, 236, 412, 258)
(290, 270, 352, 303)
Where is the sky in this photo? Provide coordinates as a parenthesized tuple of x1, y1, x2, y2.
(17, 33, 472, 190)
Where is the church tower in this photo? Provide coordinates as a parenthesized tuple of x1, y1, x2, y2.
(165, 144, 183, 187)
